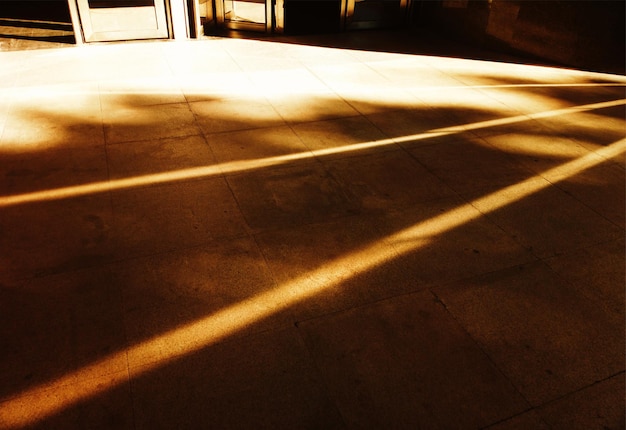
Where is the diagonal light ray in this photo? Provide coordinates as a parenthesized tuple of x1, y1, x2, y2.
(0, 98, 624, 208)
(1, 82, 624, 99)
(1, 128, 624, 428)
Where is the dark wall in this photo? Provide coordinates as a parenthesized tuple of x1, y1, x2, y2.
(284, 0, 342, 34)
(415, 0, 625, 73)
(0, 1, 71, 22)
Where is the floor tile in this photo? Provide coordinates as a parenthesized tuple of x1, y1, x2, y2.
(108, 177, 247, 259)
(407, 135, 534, 200)
(298, 290, 529, 429)
(190, 96, 285, 134)
(220, 38, 296, 59)
(99, 77, 187, 108)
(78, 43, 174, 83)
(0, 267, 126, 401)
(481, 132, 601, 175)
(103, 102, 200, 145)
(0, 195, 113, 282)
(0, 144, 108, 196)
(518, 84, 625, 110)
(230, 51, 303, 74)
(247, 68, 330, 97)
(365, 107, 463, 142)
(284, 43, 361, 67)
(551, 161, 625, 229)
(106, 134, 216, 181)
(373, 198, 537, 287)
(472, 183, 623, 258)
(412, 86, 519, 122)
(467, 116, 554, 139)
(537, 374, 625, 430)
(225, 161, 359, 232)
(0, 369, 134, 430)
(535, 104, 626, 155)
(434, 261, 625, 406)
(0, 83, 104, 151)
(324, 148, 456, 212)
(478, 87, 575, 115)
(544, 237, 625, 316)
(483, 410, 551, 430)
(365, 57, 455, 86)
(266, 91, 359, 124)
(178, 71, 257, 102)
(129, 326, 345, 430)
(255, 216, 407, 320)
(206, 125, 311, 165)
(111, 236, 290, 366)
(306, 62, 388, 92)
(0, 116, 6, 145)
(340, 84, 426, 115)
(291, 115, 391, 158)
(308, 62, 423, 114)
(162, 40, 242, 79)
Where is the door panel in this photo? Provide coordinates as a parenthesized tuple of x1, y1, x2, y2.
(76, 0, 168, 42)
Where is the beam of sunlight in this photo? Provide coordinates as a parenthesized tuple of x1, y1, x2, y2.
(406, 83, 626, 94)
(455, 83, 626, 89)
(418, 54, 626, 83)
(425, 98, 626, 137)
(1, 131, 624, 428)
(1, 82, 624, 102)
(0, 98, 623, 209)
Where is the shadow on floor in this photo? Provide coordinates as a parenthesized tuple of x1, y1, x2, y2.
(0, 51, 624, 427)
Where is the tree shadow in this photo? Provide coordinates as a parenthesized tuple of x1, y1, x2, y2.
(0, 52, 624, 428)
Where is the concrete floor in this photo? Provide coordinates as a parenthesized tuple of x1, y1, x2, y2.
(0, 32, 624, 429)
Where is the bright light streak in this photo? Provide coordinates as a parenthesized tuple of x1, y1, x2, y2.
(0, 99, 623, 208)
(1, 80, 623, 104)
(429, 98, 625, 136)
(0, 128, 624, 428)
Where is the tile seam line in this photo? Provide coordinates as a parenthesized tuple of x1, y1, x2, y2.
(429, 287, 535, 415)
(289, 257, 540, 328)
(533, 370, 626, 410)
(480, 369, 626, 430)
(217, 36, 288, 127)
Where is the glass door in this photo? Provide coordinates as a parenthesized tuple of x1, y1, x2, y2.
(215, 0, 272, 32)
(75, 0, 169, 42)
(344, 0, 411, 30)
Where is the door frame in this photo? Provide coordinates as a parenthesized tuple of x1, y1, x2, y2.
(73, 0, 169, 42)
(68, 0, 196, 43)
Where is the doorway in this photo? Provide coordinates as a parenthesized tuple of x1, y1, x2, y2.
(74, 0, 169, 42)
(201, 0, 413, 35)
(215, 0, 273, 32)
(344, 0, 412, 30)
